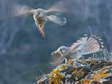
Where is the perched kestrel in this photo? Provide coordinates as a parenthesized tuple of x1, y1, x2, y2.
(51, 35, 103, 65)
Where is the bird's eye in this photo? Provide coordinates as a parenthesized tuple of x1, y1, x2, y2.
(38, 12, 40, 15)
(60, 48, 64, 54)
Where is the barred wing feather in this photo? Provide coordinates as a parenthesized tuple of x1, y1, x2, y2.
(82, 37, 101, 55)
(70, 36, 102, 56)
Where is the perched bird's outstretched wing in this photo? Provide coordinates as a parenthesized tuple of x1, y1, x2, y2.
(80, 37, 101, 55)
(69, 36, 102, 56)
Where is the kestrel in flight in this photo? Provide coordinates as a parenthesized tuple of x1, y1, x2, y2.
(0, 7, 67, 38)
(21, 8, 67, 37)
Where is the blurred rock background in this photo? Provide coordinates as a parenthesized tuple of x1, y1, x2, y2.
(0, 0, 112, 84)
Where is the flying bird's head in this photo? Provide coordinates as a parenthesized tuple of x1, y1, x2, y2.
(32, 8, 47, 18)
(51, 46, 69, 57)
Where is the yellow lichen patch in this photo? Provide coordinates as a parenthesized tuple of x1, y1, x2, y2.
(48, 68, 64, 84)
(81, 80, 93, 84)
(92, 66, 112, 82)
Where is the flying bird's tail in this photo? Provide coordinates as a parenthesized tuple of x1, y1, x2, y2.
(38, 23, 45, 38)
(34, 18, 45, 38)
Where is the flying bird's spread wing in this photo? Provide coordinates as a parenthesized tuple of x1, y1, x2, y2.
(47, 15, 67, 25)
(46, 8, 63, 14)
(0, 9, 34, 21)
